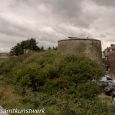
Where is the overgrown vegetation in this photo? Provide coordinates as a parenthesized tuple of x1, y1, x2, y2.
(1, 50, 114, 115)
(10, 38, 58, 56)
(10, 38, 41, 56)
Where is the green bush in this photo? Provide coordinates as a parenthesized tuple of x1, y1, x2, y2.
(0, 50, 104, 94)
(0, 50, 108, 114)
(0, 56, 17, 74)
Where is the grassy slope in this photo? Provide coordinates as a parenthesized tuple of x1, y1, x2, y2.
(0, 50, 115, 115)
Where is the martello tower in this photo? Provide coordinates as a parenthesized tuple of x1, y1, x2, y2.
(58, 37, 102, 66)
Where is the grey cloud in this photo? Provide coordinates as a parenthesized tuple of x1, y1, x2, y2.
(106, 32, 113, 36)
(0, 0, 115, 52)
(37, 31, 64, 43)
(0, 16, 60, 45)
(8, 0, 98, 28)
(0, 16, 31, 37)
(95, 27, 99, 30)
(92, 0, 115, 7)
(100, 34, 107, 38)
(21, 0, 91, 28)
(38, 41, 58, 49)
(11, 0, 83, 18)
(51, 0, 83, 17)
(49, 0, 99, 28)
(9, 0, 39, 8)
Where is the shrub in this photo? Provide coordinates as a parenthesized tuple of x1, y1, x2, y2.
(0, 50, 104, 95)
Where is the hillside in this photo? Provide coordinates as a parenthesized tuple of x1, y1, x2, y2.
(0, 50, 115, 115)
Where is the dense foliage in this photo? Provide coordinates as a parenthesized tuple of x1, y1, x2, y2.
(1, 50, 113, 115)
(10, 38, 58, 56)
(10, 38, 42, 56)
(0, 50, 104, 88)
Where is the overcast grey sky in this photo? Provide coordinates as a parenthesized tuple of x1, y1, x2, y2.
(0, 0, 115, 52)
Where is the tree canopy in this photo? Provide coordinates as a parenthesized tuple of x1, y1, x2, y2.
(10, 38, 40, 56)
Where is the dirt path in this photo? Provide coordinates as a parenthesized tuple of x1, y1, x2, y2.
(97, 93, 113, 105)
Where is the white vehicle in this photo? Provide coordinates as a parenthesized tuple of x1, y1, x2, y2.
(100, 75, 115, 83)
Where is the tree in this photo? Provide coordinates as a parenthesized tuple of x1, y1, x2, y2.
(40, 46, 45, 51)
(10, 38, 40, 56)
(53, 46, 58, 50)
(54, 46, 58, 50)
(47, 47, 52, 50)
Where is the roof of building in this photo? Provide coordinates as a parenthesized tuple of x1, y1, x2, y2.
(58, 37, 101, 42)
(105, 51, 115, 56)
(106, 46, 115, 49)
(111, 46, 115, 50)
(104, 45, 115, 50)
(0, 52, 10, 54)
